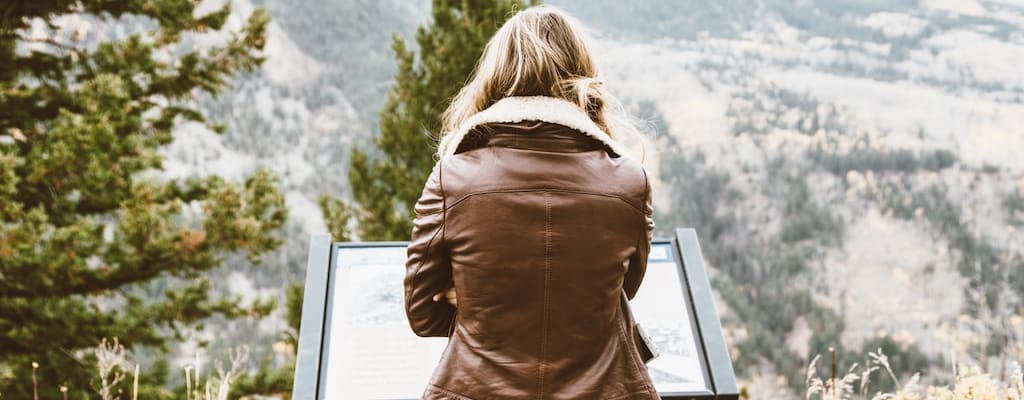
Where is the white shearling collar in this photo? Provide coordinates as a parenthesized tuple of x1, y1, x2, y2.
(437, 96, 628, 158)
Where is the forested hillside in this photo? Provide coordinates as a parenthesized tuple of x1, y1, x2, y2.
(174, 0, 1024, 397)
(550, 1, 1024, 396)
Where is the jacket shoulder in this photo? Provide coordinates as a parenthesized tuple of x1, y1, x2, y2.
(609, 155, 651, 206)
(439, 148, 649, 211)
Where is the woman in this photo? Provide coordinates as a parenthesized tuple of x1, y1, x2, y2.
(405, 5, 656, 399)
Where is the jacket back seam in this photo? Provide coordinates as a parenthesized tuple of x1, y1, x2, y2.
(538, 191, 552, 398)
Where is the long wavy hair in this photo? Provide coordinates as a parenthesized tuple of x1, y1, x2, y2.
(438, 5, 637, 155)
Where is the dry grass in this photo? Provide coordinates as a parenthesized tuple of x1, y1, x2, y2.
(15, 336, 1024, 399)
(805, 348, 1024, 400)
(184, 347, 249, 400)
(95, 338, 129, 400)
(18, 338, 251, 400)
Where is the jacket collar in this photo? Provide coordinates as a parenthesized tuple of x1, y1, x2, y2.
(437, 96, 628, 158)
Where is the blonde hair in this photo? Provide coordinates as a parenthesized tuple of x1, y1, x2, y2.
(439, 5, 637, 152)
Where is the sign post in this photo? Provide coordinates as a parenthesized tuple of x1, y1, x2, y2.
(292, 229, 738, 399)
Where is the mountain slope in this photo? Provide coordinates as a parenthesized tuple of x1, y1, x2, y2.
(158, 0, 1024, 396)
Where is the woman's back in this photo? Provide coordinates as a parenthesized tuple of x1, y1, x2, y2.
(405, 97, 657, 399)
(403, 5, 658, 399)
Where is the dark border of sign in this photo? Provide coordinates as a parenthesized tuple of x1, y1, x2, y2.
(643, 238, 713, 399)
(292, 233, 332, 400)
(291, 230, 739, 400)
(671, 228, 739, 400)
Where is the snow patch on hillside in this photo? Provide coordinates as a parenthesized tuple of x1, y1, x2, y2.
(263, 22, 325, 87)
(923, 0, 990, 17)
(161, 121, 255, 180)
(926, 30, 1024, 88)
(860, 12, 929, 37)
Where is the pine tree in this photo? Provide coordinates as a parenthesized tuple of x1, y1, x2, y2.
(0, 2, 285, 399)
(342, 0, 534, 241)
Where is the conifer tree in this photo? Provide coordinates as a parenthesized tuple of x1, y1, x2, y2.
(0, 2, 285, 398)
(342, 0, 534, 241)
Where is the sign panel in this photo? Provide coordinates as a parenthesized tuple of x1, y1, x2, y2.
(632, 243, 710, 393)
(294, 229, 737, 400)
(321, 246, 448, 398)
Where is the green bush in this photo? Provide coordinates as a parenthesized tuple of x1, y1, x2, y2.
(1004, 189, 1024, 227)
(809, 145, 957, 176)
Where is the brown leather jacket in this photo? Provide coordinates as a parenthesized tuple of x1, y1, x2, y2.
(405, 96, 657, 400)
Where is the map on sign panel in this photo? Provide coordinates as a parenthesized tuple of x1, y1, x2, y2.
(320, 243, 709, 399)
(629, 243, 710, 393)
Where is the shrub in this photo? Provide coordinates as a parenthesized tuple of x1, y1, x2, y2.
(808, 145, 957, 177)
(1004, 189, 1024, 227)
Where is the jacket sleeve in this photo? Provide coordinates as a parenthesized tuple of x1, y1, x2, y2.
(404, 161, 457, 337)
(624, 170, 655, 300)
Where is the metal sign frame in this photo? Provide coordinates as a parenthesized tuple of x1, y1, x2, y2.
(292, 228, 737, 400)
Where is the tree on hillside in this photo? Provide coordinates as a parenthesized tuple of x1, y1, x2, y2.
(0, 2, 285, 399)
(329, 0, 535, 241)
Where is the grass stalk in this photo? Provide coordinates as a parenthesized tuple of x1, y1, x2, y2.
(31, 362, 39, 400)
(132, 363, 139, 400)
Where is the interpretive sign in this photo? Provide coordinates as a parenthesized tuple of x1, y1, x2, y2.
(293, 228, 738, 400)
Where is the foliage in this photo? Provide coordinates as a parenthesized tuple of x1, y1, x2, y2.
(777, 166, 844, 246)
(1004, 189, 1024, 227)
(341, 0, 534, 241)
(284, 282, 305, 342)
(809, 144, 957, 176)
(0, 1, 285, 398)
(230, 282, 304, 400)
(319, 195, 353, 242)
(230, 352, 294, 400)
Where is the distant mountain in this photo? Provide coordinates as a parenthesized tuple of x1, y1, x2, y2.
(550, 0, 1024, 396)
(159, 0, 1024, 397)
